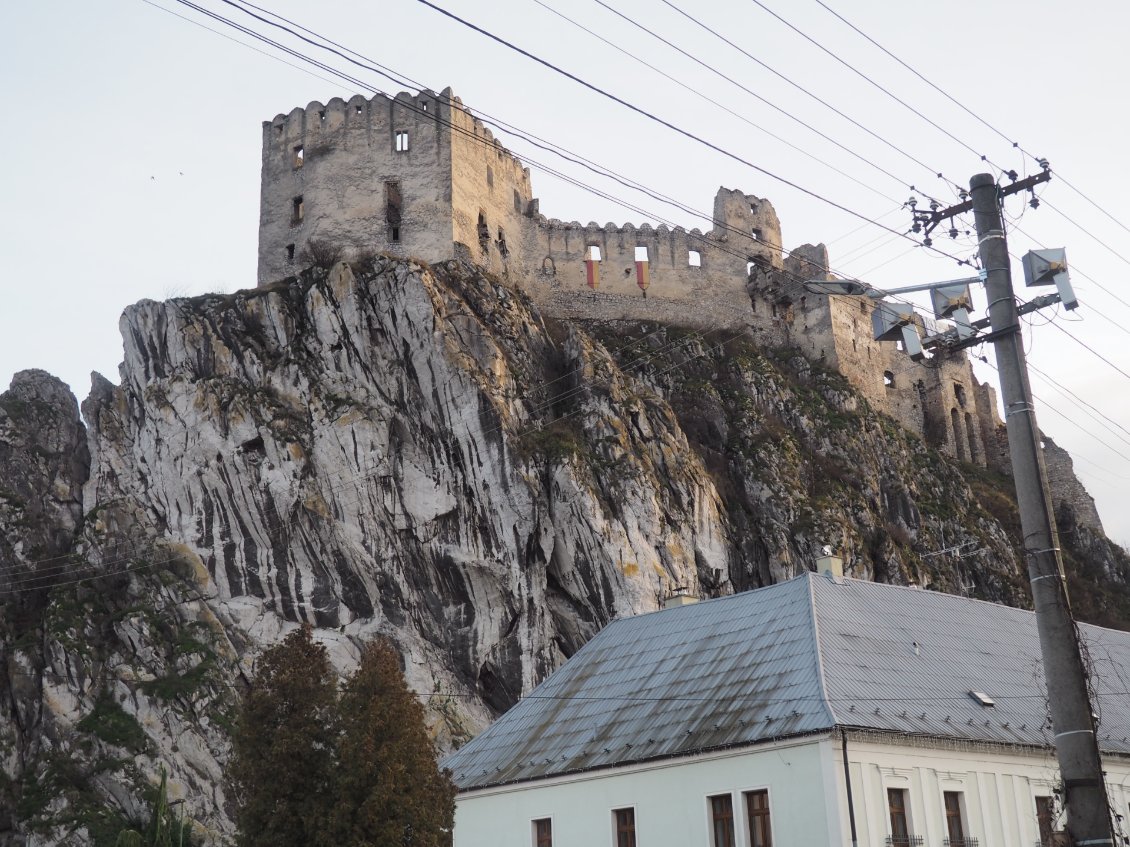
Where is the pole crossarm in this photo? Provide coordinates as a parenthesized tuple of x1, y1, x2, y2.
(915, 170, 1052, 239)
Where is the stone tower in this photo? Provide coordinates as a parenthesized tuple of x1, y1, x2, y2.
(258, 87, 534, 285)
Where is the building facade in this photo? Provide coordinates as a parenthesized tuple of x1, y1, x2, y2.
(444, 572, 1130, 846)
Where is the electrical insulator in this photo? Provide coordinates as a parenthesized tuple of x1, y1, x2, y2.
(930, 199, 940, 212)
(912, 222, 921, 233)
(949, 227, 958, 239)
(923, 236, 933, 247)
(959, 189, 969, 201)
(907, 196, 918, 209)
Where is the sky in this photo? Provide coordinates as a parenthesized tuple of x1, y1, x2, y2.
(2, 0, 1128, 543)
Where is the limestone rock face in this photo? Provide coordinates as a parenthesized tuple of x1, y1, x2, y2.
(2, 257, 1128, 845)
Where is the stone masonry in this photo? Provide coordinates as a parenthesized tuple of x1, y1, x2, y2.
(258, 86, 1027, 476)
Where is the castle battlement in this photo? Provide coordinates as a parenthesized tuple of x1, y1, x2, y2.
(256, 86, 1006, 472)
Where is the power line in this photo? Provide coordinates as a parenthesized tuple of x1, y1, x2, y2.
(745, 0, 1005, 173)
(647, 0, 958, 195)
(525, 0, 900, 205)
(810, 0, 1130, 247)
(1047, 319, 1130, 383)
(411, 0, 972, 261)
(586, 0, 943, 199)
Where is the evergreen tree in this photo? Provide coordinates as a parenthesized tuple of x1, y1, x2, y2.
(329, 640, 456, 847)
(228, 625, 338, 847)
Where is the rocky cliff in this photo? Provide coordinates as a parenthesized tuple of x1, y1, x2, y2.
(2, 257, 1128, 845)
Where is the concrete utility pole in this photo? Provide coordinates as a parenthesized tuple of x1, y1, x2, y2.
(970, 172, 1115, 846)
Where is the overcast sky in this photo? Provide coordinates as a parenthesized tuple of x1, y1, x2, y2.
(3, 0, 1128, 544)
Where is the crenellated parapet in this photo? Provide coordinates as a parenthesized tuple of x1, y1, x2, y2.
(255, 85, 1003, 468)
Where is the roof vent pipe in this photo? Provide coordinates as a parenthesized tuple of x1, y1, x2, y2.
(816, 548, 844, 582)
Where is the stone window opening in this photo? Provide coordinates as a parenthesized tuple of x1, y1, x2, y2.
(587, 245, 602, 262)
(860, 300, 867, 314)
(951, 408, 967, 461)
(542, 256, 556, 276)
(883, 370, 895, 388)
(285, 243, 295, 263)
(421, 101, 428, 112)
(274, 123, 283, 135)
(497, 226, 508, 257)
(954, 382, 967, 407)
(318, 109, 326, 121)
(486, 166, 494, 190)
(478, 212, 490, 251)
(635, 246, 649, 262)
(750, 202, 759, 214)
(291, 196, 304, 224)
(385, 182, 402, 243)
(293, 145, 304, 168)
(688, 249, 702, 267)
(965, 411, 979, 462)
(355, 104, 363, 114)
(395, 130, 409, 152)
(751, 227, 763, 241)
(746, 260, 757, 278)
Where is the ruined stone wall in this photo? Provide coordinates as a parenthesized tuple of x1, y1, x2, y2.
(1043, 437, 1104, 532)
(255, 87, 1005, 470)
(446, 97, 535, 277)
(258, 89, 456, 284)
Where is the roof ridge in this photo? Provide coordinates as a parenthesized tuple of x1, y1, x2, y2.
(804, 573, 839, 727)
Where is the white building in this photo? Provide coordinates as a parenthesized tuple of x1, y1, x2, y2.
(444, 568, 1130, 847)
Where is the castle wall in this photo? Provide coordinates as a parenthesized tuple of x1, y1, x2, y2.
(255, 87, 1016, 472)
(447, 98, 534, 278)
(258, 90, 455, 284)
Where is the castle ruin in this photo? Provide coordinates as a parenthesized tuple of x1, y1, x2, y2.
(257, 86, 1033, 489)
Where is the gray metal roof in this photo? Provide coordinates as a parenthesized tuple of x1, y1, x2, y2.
(444, 573, 1130, 790)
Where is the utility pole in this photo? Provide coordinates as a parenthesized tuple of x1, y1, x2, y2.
(970, 172, 1115, 846)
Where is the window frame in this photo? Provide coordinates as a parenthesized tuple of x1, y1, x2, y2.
(706, 792, 736, 847)
(742, 787, 773, 847)
(942, 790, 967, 844)
(886, 786, 912, 846)
(611, 806, 636, 847)
(395, 130, 409, 152)
(532, 816, 553, 847)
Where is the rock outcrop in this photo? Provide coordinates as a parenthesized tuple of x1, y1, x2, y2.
(2, 257, 1128, 845)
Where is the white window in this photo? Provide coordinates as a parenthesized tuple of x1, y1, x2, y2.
(395, 130, 409, 152)
(587, 245, 602, 262)
(634, 246, 649, 262)
(688, 249, 702, 267)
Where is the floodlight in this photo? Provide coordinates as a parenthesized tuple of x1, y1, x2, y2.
(871, 302, 924, 361)
(1021, 249, 1078, 311)
(802, 279, 877, 297)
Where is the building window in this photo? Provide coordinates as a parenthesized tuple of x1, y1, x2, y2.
(745, 790, 771, 847)
(318, 109, 326, 122)
(395, 130, 409, 152)
(954, 382, 967, 407)
(613, 808, 635, 847)
(751, 227, 762, 241)
(883, 370, 895, 388)
(943, 792, 968, 846)
(587, 245, 602, 262)
(285, 243, 295, 263)
(497, 227, 508, 257)
(293, 145, 304, 168)
(1035, 796, 1054, 846)
(421, 100, 428, 112)
(688, 249, 702, 267)
(709, 794, 735, 847)
(887, 788, 912, 846)
(291, 196, 304, 224)
(533, 818, 552, 847)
